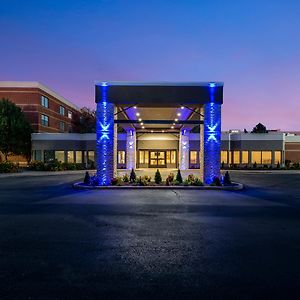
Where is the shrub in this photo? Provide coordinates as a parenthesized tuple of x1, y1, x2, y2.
(44, 159, 64, 171)
(28, 160, 45, 171)
(0, 161, 18, 173)
(172, 180, 181, 186)
(130, 169, 136, 183)
(253, 162, 257, 168)
(122, 173, 129, 182)
(154, 169, 162, 184)
(192, 178, 203, 186)
(176, 169, 183, 184)
(276, 161, 280, 169)
(137, 176, 148, 186)
(210, 176, 222, 186)
(187, 174, 195, 183)
(183, 179, 190, 186)
(83, 171, 90, 184)
(223, 171, 231, 185)
(63, 162, 77, 170)
(143, 175, 151, 182)
(111, 177, 121, 185)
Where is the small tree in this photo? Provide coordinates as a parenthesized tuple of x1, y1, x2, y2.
(129, 168, 136, 182)
(154, 169, 162, 184)
(0, 99, 32, 161)
(223, 171, 231, 185)
(83, 171, 90, 184)
(251, 123, 268, 133)
(175, 169, 183, 184)
(71, 107, 96, 133)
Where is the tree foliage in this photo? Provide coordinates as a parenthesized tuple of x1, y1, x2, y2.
(72, 107, 96, 133)
(0, 99, 32, 161)
(251, 123, 268, 133)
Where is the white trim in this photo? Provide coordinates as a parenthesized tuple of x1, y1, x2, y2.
(0, 81, 79, 111)
(95, 81, 224, 87)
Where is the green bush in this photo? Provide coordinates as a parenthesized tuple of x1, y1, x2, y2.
(44, 159, 64, 171)
(183, 179, 190, 186)
(154, 169, 162, 184)
(192, 178, 203, 186)
(111, 177, 122, 185)
(0, 161, 18, 173)
(130, 169, 136, 182)
(122, 173, 129, 182)
(28, 161, 45, 171)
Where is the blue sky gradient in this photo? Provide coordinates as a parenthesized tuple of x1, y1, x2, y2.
(1, 0, 300, 130)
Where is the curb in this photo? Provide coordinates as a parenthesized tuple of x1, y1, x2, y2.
(72, 182, 244, 191)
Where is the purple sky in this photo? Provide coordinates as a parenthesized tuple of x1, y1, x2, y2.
(1, 0, 300, 130)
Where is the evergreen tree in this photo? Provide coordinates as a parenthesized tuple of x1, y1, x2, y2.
(223, 171, 231, 185)
(154, 169, 162, 184)
(176, 169, 183, 183)
(251, 123, 268, 133)
(129, 168, 136, 182)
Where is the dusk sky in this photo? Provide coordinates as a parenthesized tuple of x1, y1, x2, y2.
(1, 0, 300, 130)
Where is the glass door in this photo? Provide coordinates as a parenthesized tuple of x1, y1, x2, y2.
(149, 151, 166, 167)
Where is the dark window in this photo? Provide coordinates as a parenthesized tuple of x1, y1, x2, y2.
(59, 106, 65, 116)
(59, 121, 65, 132)
(41, 114, 49, 126)
(41, 96, 49, 108)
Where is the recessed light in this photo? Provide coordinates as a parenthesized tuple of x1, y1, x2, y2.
(141, 122, 144, 125)
(181, 106, 184, 109)
(171, 126, 174, 129)
(151, 130, 154, 133)
(136, 112, 140, 116)
(175, 118, 178, 122)
(173, 123, 175, 125)
(162, 130, 165, 133)
(133, 106, 137, 109)
(142, 126, 145, 129)
(138, 118, 142, 122)
(177, 113, 181, 116)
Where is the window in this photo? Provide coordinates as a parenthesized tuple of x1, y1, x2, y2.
(59, 121, 65, 132)
(221, 151, 228, 164)
(33, 150, 42, 161)
(242, 151, 249, 164)
(76, 151, 82, 163)
(55, 151, 65, 163)
(44, 150, 55, 163)
(139, 150, 149, 164)
(68, 110, 72, 119)
(190, 151, 198, 164)
(41, 96, 49, 108)
(67, 151, 74, 163)
(41, 114, 49, 126)
(118, 151, 126, 164)
(251, 151, 262, 164)
(59, 105, 65, 116)
(88, 151, 95, 163)
(275, 151, 281, 164)
(166, 150, 176, 164)
(233, 151, 240, 164)
(262, 151, 272, 164)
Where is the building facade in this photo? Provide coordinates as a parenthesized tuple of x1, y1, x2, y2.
(0, 81, 79, 133)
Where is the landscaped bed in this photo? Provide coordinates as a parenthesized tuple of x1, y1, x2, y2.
(73, 169, 243, 190)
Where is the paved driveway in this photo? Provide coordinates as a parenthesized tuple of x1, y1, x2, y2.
(0, 171, 300, 299)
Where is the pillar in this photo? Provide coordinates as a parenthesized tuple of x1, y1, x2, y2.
(203, 86, 222, 184)
(96, 84, 115, 185)
(199, 106, 204, 182)
(179, 129, 189, 170)
(126, 129, 136, 170)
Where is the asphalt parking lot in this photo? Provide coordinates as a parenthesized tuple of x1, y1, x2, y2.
(0, 171, 300, 299)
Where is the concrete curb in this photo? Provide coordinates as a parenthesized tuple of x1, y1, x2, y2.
(72, 181, 244, 191)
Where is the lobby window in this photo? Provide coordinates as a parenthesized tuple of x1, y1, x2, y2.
(41, 114, 49, 127)
(67, 151, 74, 163)
(139, 150, 149, 164)
(221, 151, 228, 164)
(59, 105, 65, 116)
(41, 95, 49, 108)
(59, 121, 65, 132)
(88, 151, 95, 163)
(166, 150, 176, 164)
(33, 150, 42, 161)
(233, 151, 240, 164)
(68, 110, 72, 119)
(251, 151, 262, 164)
(118, 151, 126, 164)
(242, 151, 249, 164)
(190, 151, 198, 164)
(275, 151, 281, 164)
(55, 151, 65, 163)
(75, 151, 82, 163)
(262, 151, 272, 164)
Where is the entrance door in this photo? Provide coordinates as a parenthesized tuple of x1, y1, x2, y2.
(149, 151, 166, 168)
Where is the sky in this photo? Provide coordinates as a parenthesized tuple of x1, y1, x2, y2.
(0, 0, 300, 130)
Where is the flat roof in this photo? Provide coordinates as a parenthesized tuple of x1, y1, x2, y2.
(95, 81, 224, 106)
(0, 81, 79, 111)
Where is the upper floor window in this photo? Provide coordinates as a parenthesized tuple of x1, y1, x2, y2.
(59, 121, 65, 132)
(68, 110, 72, 119)
(59, 106, 65, 116)
(41, 114, 49, 127)
(41, 96, 49, 108)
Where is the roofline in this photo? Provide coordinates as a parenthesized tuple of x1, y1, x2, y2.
(95, 81, 224, 87)
(0, 81, 80, 111)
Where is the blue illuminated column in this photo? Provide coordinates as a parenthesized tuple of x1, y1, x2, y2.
(96, 84, 115, 185)
(126, 129, 136, 170)
(203, 84, 221, 184)
(179, 129, 189, 170)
